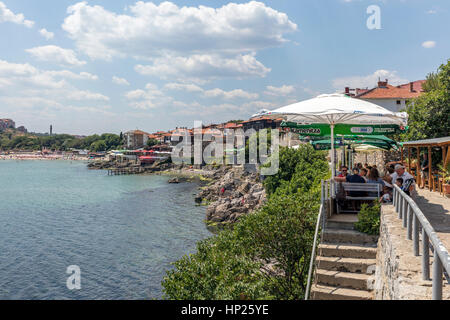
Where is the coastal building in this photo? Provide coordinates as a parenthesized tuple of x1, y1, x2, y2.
(241, 116, 283, 132)
(124, 130, 150, 149)
(17, 126, 27, 133)
(343, 79, 425, 112)
(148, 134, 164, 144)
(0, 118, 15, 130)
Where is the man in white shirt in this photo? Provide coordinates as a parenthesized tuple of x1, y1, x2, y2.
(391, 164, 416, 197)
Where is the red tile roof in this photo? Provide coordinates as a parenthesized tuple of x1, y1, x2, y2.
(355, 80, 425, 99)
(126, 130, 149, 135)
(224, 122, 241, 129)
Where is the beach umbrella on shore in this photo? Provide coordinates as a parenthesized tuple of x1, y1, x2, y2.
(266, 93, 407, 178)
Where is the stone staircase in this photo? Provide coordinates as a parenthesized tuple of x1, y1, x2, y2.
(310, 214, 379, 300)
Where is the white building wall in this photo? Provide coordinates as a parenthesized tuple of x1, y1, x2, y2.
(359, 98, 408, 113)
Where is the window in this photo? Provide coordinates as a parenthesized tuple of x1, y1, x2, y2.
(396, 100, 401, 105)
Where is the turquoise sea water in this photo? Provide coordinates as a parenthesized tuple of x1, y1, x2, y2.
(0, 160, 210, 299)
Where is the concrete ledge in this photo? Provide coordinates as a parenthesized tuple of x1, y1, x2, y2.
(375, 204, 450, 300)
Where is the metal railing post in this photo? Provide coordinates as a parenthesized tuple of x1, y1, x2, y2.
(407, 205, 412, 240)
(422, 230, 430, 280)
(413, 213, 420, 256)
(402, 197, 407, 228)
(391, 184, 449, 300)
(305, 204, 324, 300)
(394, 188, 398, 211)
(432, 256, 443, 300)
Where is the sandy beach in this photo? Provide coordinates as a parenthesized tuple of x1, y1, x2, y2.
(0, 153, 89, 161)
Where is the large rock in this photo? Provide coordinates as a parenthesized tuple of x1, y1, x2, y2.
(199, 165, 267, 225)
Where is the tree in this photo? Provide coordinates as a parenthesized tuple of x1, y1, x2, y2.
(146, 138, 159, 149)
(162, 145, 330, 300)
(402, 59, 450, 141)
(90, 140, 107, 152)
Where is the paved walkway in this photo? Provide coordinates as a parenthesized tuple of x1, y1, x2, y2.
(415, 189, 450, 251)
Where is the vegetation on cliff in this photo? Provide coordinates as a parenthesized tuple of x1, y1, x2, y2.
(162, 145, 329, 300)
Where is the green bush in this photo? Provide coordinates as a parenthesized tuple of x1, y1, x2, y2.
(355, 202, 381, 235)
(162, 145, 330, 300)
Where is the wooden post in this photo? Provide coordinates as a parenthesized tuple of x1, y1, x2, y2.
(443, 146, 448, 167)
(408, 147, 411, 172)
(401, 147, 404, 165)
(443, 146, 446, 168)
(428, 146, 432, 191)
(417, 147, 421, 186)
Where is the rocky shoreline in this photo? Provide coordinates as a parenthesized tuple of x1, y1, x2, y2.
(87, 159, 266, 226)
(195, 165, 266, 226)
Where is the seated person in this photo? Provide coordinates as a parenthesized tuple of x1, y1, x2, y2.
(391, 164, 416, 197)
(346, 167, 366, 197)
(347, 168, 366, 183)
(367, 168, 384, 197)
(334, 166, 349, 182)
(379, 184, 393, 203)
(360, 168, 368, 182)
(396, 177, 413, 196)
(338, 166, 349, 177)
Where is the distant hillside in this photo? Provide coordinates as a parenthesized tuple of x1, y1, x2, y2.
(0, 129, 123, 152)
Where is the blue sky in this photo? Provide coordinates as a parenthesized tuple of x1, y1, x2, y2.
(0, 0, 448, 135)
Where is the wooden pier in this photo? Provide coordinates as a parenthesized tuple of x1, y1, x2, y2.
(107, 167, 144, 176)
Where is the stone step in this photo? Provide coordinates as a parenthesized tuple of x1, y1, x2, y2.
(315, 269, 374, 290)
(326, 214, 358, 230)
(318, 243, 377, 259)
(322, 229, 378, 246)
(310, 284, 372, 300)
(326, 220, 355, 230)
(316, 256, 376, 274)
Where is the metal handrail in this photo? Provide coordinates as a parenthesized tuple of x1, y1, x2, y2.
(305, 180, 328, 300)
(392, 184, 450, 300)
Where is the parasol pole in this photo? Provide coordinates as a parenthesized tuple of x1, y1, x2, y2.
(330, 123, 335, 178)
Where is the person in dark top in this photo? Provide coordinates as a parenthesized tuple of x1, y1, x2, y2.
(397, 177, 412, 196)
(347, 168, 366, 184)
(347, 168, 366, 197)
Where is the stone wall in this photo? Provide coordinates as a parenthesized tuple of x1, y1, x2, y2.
(353, 150, 401, 170)
(375, 204, 450, 299)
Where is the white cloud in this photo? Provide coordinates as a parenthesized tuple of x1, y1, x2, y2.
(112, 76, 130, 86)
(332, 69, 409, 89)
(422, 41, 436, 49)
(46, 70, 98, 80)
(125, 83, 171, 110)
(164, 82, 204, 93)
(26, 45, 86, 66)
(204, 88, 258, 100)
(0, 1, 34, 28)
(39, 28, 54, 40)
(264, 85, 295, 96)
(63, 1, 297, 60)
(164, 82, 258, 100)
(0, 59, 109, 110)
(242, 100, 278, 111)
(135, 53, 270, 83)
(62, 1, 295, 81)
(0, 59, 37, 76)
(68, 90, 109, 101)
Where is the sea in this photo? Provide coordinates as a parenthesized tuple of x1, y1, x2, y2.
(0, 160, 211, 299)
